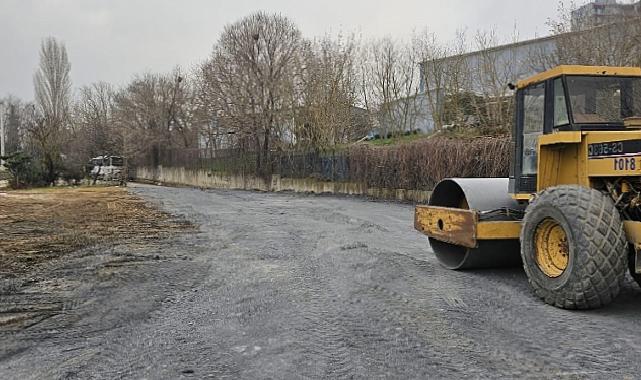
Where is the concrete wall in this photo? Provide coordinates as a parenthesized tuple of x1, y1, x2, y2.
(134, 166, 431, 203)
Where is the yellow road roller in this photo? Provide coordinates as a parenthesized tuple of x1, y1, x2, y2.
(415, 65, 641, 309)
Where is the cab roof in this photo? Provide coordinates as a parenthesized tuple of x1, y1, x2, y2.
(516, 65, 641, 89)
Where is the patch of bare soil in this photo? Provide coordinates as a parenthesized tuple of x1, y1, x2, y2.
(0, 186, 191, 277)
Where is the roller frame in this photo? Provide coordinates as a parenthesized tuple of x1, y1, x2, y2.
(414, 206, 521, 249)
(415, 178, 525, 270)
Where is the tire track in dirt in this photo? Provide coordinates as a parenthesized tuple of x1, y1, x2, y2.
(4, 184, 641, 378)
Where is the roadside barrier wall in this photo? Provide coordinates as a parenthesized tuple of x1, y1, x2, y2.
(133, 166, 431, 203)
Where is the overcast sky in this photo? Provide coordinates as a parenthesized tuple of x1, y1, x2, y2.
(1, 0, 571, 100)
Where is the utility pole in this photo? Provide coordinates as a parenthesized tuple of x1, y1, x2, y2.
(0, 101, 5, 170)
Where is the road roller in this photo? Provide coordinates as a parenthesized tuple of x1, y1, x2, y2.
(415, 65, 641, 309)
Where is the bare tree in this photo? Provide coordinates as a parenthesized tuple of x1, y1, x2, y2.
(294, 33, 363, 148)
(31, 37, 72, 183)
(468, 29, 518, 133)
(74, 82, 117, 159)
(0, 96, 28, 154)
(414, 30, 451, 131)
(362, 37, 422, 137)
(530, 1, 641, 70)
(113, 69, 196, 166)
(199, 12, 302, 175)
(416, 30, 472, 131)
(193, 64, 234, 158)
(165, 68, 197, 149)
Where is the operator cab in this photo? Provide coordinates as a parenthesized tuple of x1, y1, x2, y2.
(510, 65, 641, 194)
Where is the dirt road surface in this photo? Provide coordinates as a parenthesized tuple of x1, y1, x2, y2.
(2, 183, 641, 379)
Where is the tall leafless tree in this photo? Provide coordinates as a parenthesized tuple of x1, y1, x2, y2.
(415, 30, 472, 131)
(468, 29, 518, 132)
(414, 30, 449, 131)
(0, 96, 28, 155)
(529, 2, 641, 70)
(200, 12, 302, 174)
(361, 37, 422, 137)
(31, 37, 72, 183)
(113, 69, 196, 166)
(294, 33, 364, 148)
(74, 82, 117, 159)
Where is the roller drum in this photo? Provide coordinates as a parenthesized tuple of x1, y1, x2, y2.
(428, 178, 524, 270)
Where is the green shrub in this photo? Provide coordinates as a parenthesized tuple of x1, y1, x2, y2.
(1, 151, 44, 188)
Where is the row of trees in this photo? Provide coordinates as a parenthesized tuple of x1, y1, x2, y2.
(4, 12, 433, 182)
(3, 6, 641, 185)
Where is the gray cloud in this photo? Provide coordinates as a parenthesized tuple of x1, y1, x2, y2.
(0, 0, 562, 100)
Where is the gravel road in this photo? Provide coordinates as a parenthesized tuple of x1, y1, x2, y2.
(2, 183, 641, 379)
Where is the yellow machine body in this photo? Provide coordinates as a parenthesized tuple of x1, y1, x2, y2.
(415, 130, 641, 251)
(414, 206, 521, 248)
(415, 65, 641, 272)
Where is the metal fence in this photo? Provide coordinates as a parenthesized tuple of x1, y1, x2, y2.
(135, 137, 511, 191)
(275, 150, 350, 181)
(138, 147, 352, 182)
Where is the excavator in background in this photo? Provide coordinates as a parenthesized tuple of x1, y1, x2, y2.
(415, 65, 641, 309)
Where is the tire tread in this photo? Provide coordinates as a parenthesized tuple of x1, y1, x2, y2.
(521, 186, 627, 310)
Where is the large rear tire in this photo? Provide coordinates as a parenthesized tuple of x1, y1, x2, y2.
(629, 247, 641, 288)
(521, 186, 627, 309)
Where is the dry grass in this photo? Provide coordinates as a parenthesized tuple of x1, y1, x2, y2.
(0, 186, 192, 276)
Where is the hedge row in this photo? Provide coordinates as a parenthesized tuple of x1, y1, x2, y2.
(346, 136, 510, 190)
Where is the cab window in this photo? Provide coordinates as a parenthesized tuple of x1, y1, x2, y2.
(566, 76, 641, 124)
(554, 78, 570, 127)
(522, 82, 545, 175)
